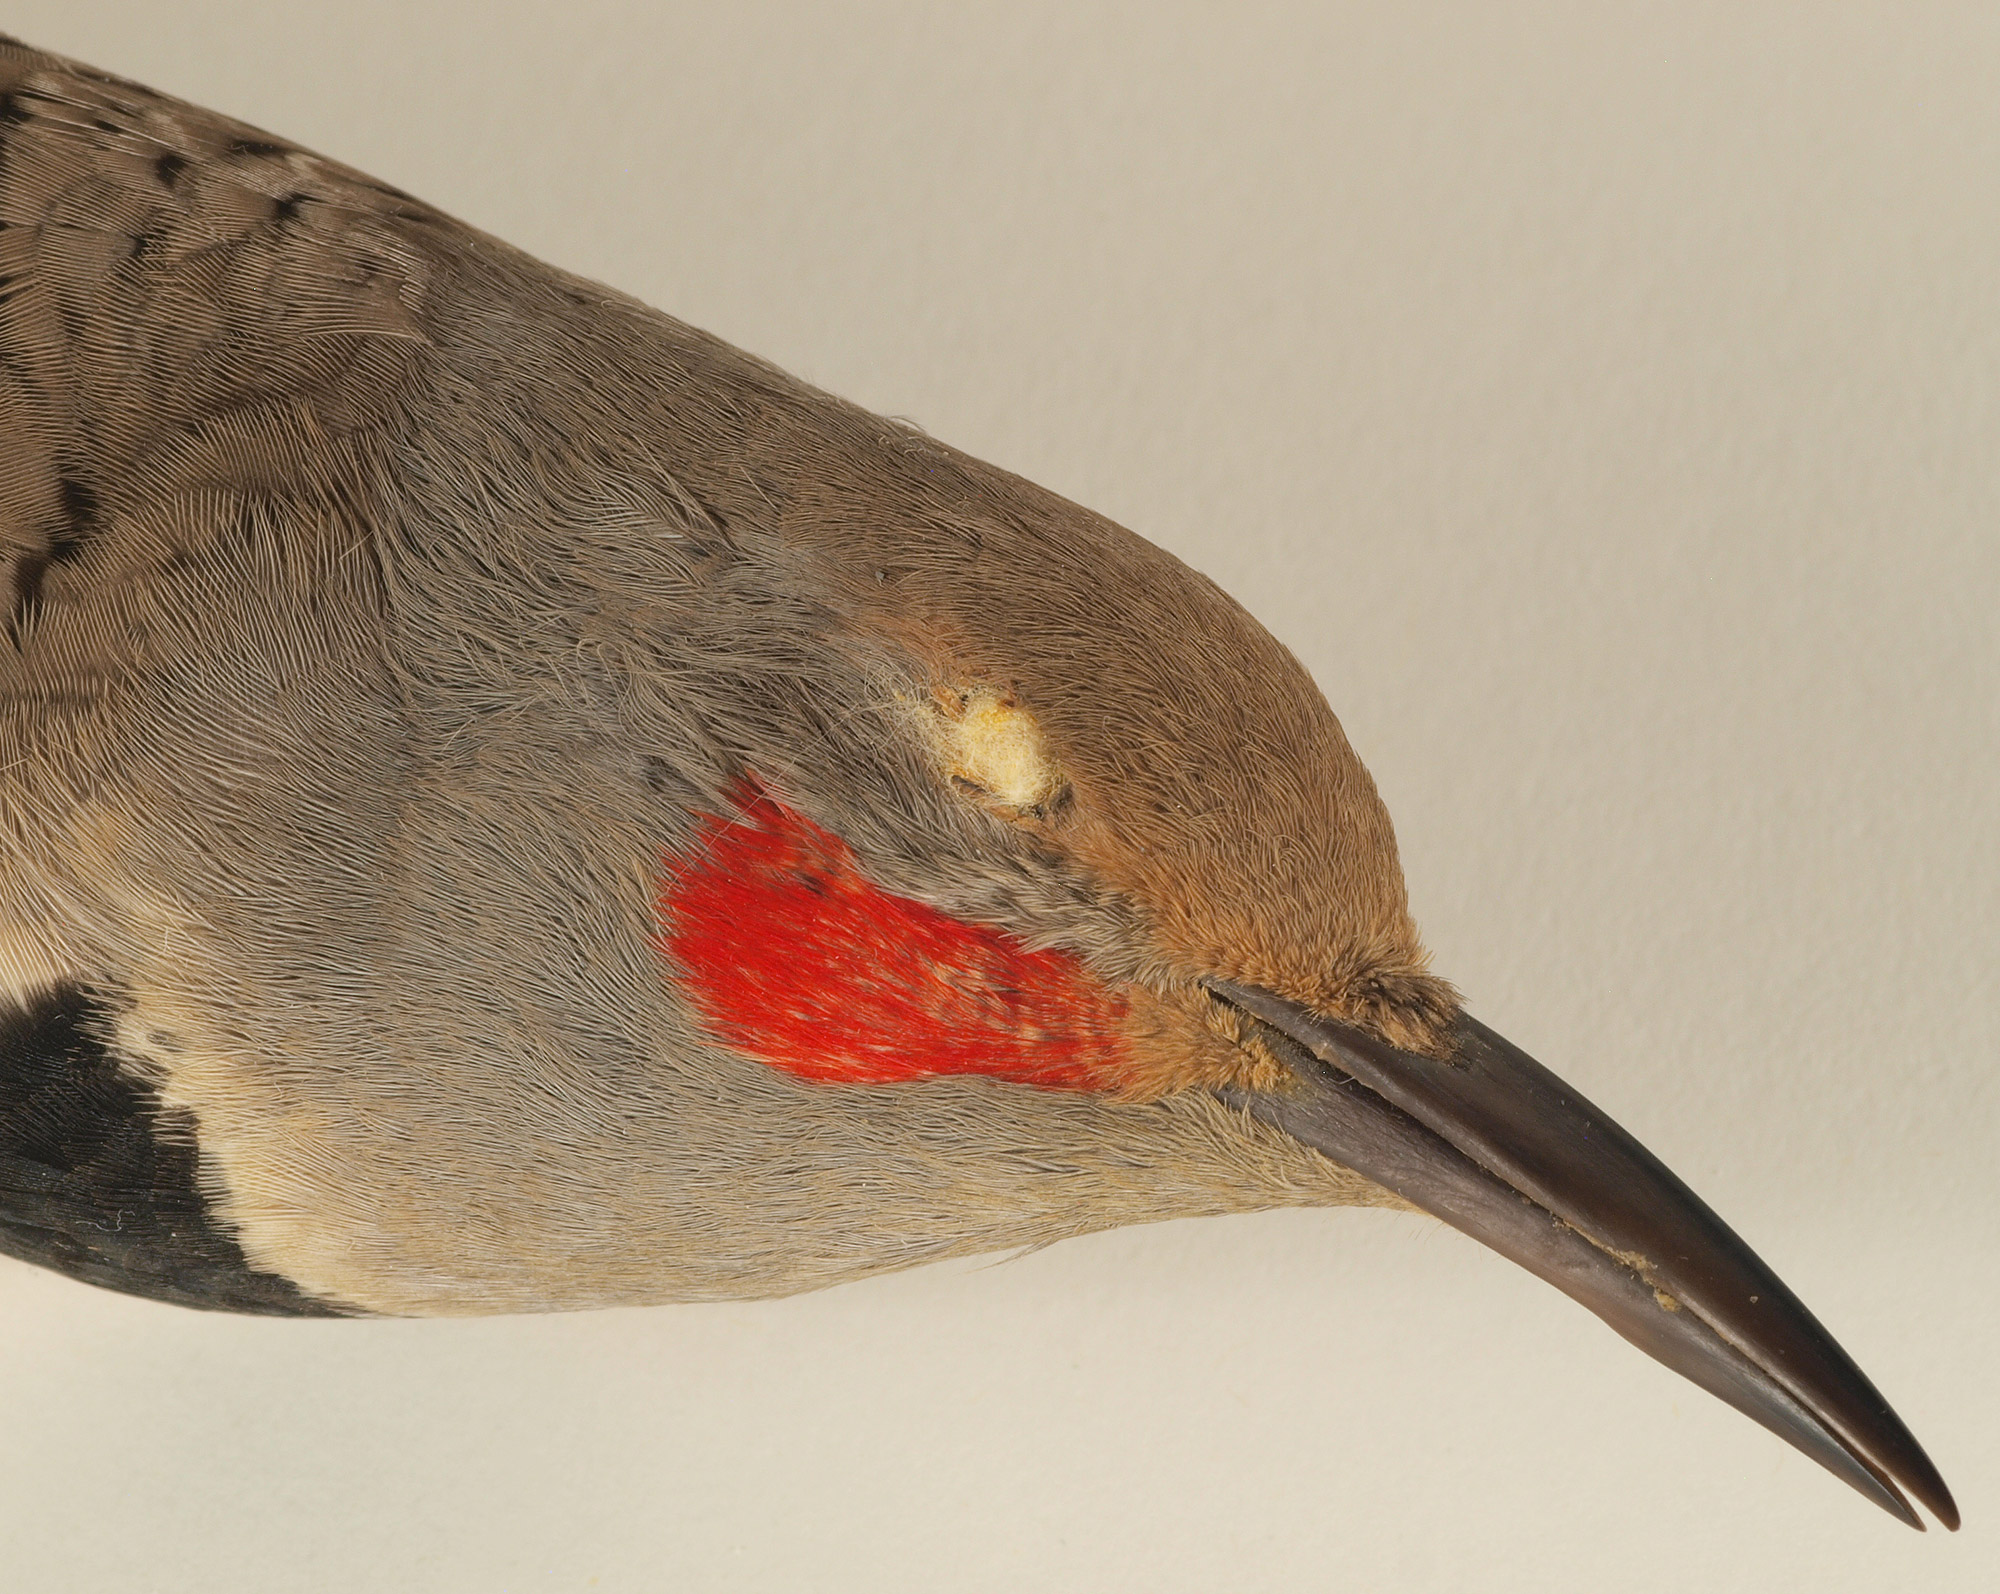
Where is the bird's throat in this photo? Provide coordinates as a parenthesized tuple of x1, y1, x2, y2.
(655, 780, 1130, 1090)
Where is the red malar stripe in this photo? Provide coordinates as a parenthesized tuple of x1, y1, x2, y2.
(655, 782, 1128, 1090)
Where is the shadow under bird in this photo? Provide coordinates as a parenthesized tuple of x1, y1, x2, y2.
(0, 36, 1956, 1531)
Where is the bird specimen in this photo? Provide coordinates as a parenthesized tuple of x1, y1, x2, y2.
(0, 34, 1956, 1531)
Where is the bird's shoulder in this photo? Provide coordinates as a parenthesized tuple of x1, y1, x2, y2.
(0, 40, 460, 1313)
(0, 32, 467, 607)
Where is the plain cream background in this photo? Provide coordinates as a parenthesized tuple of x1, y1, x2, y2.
(0, 4, 1992, 1589)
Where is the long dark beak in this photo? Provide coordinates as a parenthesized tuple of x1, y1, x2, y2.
(1204, 979, 1958, 1530)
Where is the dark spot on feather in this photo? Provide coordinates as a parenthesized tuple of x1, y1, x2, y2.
(680, 483, 733, 537)
(270, 191, 307, 226)
(51, 475, 99, 564)
(154, 149, 188, 187)
(0, 985, 356, 1315)
(126, 227, 157, 261)
(0, 91, 28, 127)
(11, 470, 122, 641)
(8, 549, 48, 640)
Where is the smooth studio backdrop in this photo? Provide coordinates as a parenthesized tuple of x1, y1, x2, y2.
(1, 4, 1993, 1590)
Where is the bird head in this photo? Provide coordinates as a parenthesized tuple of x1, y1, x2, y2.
(645, 421, 1455, 1110)
(501, 370, 1952, 1530)
(0, 33, 1954, 1536)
